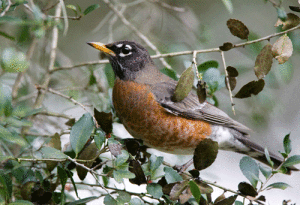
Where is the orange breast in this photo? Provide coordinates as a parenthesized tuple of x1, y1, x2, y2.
(112, 79, 212, 155)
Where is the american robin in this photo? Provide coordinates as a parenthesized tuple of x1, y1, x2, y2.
(88, 40, 298, 173)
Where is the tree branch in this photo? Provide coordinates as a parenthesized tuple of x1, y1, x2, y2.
(51, 23, 300, 74)
(101, 0, 172, 69)
(0, 0, 12, 17)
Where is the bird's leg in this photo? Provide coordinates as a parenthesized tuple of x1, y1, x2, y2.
(174, 158, 194, 174)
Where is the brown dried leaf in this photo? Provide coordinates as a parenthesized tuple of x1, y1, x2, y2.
(226, 66, 239, 77)
(45, 133, 61, 172)
(214, 195, 238, 205)
(272, 34, 293, 64)
(169, 181, 190, 201)
(194, 180, 214, 194)
(234, 79, 265, 98)
(254, 44, 273, 79)
(225, 77, 237, 91)
(196, 80, 207, 103)
(227, 19, 249, 40)
(214, 193, 226, 203)
(94, 108, 113, 134)
(76, 142, 99, 180)
(172, 66, 194, 102)
(289, 6, 300, 12)
(129, 159, 147, 185)
(219, 42, 233, 51)
(282, 13, 300, 30)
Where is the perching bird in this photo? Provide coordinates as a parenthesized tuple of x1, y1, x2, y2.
(88, 40, 298, 174)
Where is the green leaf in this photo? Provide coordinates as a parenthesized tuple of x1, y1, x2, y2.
(259, 165, 272, 179)
(238, 182, 258, 197)
(116, 191, 131, 203)
(276, 7, 287, 21)
(8, 200, 34, 205)
(104, 195, 118, 205)
(41, 147, 67, 159)
(283, 133, 291, 155)
(94, 130, 105, 150)
(0, 125, 27, 146)
(164, 167, 183, 183)
(89, 72, 97, 86)
(193, 139, 218, 170)
(0, 171, 12, 199)
(254, 44, 273, 79)
(115, 150, 129, 167)
(146, 183, 163, 199)
(113, 169, 135, 184)
(0, 83, 13, 117)
(70, 113, 94, 155)
(0, 16, 23, 23)
(160, 67, 178, 80)
(189, 181, 201, 203)
(105, 64, 115, 87)
(66, 4, 78, 16)
(83, 4, 100, 15)
(149, 155, 163, 172)
(172, 66, 194, 102)
(234, 201, 243, 205)
(68, 196, 99, 205)
(1, 47, 29, 72)
(239, 156, 259, 188)
(198, 60, 219, 72)
(129, 198, 144, 205)
(282, 155, 300, 167)
(266, 182, 290, 190)
(264, 147, 274, 167)
(57, 166, 68, 187)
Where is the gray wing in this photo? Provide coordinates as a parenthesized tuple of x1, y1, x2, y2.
(150, 80, 251, 135)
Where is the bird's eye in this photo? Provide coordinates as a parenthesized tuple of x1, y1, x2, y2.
(122, 46, 131, 54)
(119, 45, 132, 57)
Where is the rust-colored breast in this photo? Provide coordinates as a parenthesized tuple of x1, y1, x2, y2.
(113, 79, 212, 155)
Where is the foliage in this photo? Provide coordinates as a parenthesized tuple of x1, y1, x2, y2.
(0, 0, 300, 204)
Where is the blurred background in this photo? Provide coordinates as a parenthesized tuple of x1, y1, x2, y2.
(1, 0, 300, 204)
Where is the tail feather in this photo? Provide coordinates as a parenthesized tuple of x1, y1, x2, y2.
(236, 136, 299, 175)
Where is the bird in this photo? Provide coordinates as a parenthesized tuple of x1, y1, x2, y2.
(87, 40, 298, 174)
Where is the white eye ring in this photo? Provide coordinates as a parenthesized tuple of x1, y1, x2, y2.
(119, 51, 132, 57)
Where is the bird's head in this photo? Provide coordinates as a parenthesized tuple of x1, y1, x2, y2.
(88, 40, 153, 81)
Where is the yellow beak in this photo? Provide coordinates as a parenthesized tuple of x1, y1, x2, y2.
(87, 42, 116, 56)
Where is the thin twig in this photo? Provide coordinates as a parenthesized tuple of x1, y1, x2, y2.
(221, 51, 235, 115)
(49, 15, 82, 20)
(66, 156, 110, 193)
(51, 23, 300, 74)
(162, 160, 264, 204)
(192, 50, 200, 79)
(151, 0, 186, 12)
(33, 3, 61, 109)
(59, 0, 68, 35)
(102, 0, 172, 69)
(35, 85, 99, 128)
(0, 0, 12, 17)
(34, 111, 72, 119)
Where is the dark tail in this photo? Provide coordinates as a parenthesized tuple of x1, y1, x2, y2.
(237, 137, 299, 175)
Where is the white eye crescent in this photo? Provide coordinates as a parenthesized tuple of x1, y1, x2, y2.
(119, 44, 132, 57)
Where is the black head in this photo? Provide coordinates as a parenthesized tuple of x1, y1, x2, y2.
(88, 40, 153, 80)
